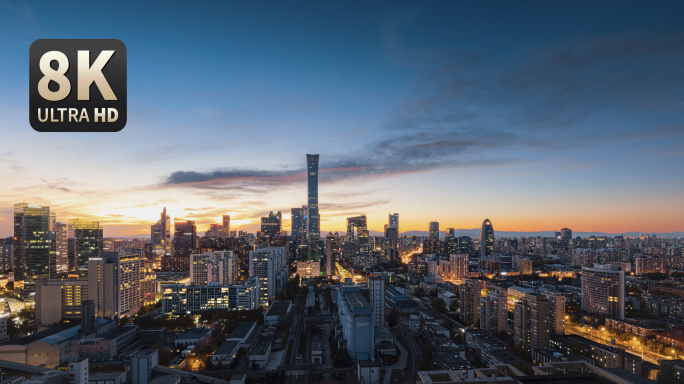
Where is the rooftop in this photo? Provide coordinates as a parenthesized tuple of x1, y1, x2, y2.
(345, 291, 371, 308)
(177, 327, 212, 341)
(215, 340, 240, 356)
(251, 339, 271, 356)
(227, 321, 256, 340)
(264, 301, 292, 318)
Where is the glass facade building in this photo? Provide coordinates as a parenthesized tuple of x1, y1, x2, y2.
(68, 218, 103, 279)
(306, 154, 320, 242)
(479, 218, 495, 257)
(14, 202, 56, 300)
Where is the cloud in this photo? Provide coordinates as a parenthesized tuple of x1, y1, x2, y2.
(48, 186, 71, 193)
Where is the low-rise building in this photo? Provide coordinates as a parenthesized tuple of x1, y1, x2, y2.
(212, 340, 240, 368)
(175, 328, 213, 351)
(226, 321, 257, 347)
(263, 301, 292, 325)
(248, 339, 271, 369)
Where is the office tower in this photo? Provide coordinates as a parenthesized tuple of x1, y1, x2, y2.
(346, 215, 370, 254)
(560, 228, 572, 240)
(260, 211, 282, 242)
(458, 279, 481, 326)
(142, 265, 157, 306)
(161, 277, 259, 316)
(151, 207, 171, 258)
(369, 277, 385, 327)
(572, 248, 599, 267)
(479, 219, 495, 257)
(222, 215, 230, 238)
(306, 154, 320, 242)
(337, 285, 374, 362)
(388, 213, 399, 232)
(165, 218, 196, 271)
(118, 253, 145, 317)
(0, 238, 13, 271)
(81, 300, 95, 334)
(458, 236, 473, 253)
(68, 219, 103, 279)
(582, 264, 625, 320)
(55, 222, 68, 272)
(480, 291, 507, 333)
(519, 258, 533, 275)
(449, 253, 469, 282)
(540, 290, 566, 335)
(428, 221, 439, 241)
(291, 207, 304, 238)
(35, 279, 89, 328)
(14, 203, 56, 300)
(190, 251, 237, 285)
(326, 232, 334, 277)
(87, 252, 119, 318)
(249, 247, 287, 307)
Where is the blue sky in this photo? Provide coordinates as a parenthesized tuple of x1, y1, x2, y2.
(0, 1, 683, 236)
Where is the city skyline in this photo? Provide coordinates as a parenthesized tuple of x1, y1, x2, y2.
(1, 2, 684, 237)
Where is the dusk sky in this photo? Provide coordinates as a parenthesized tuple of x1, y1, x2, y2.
(1, 1, 683, 237)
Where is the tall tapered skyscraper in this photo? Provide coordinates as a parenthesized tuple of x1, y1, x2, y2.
(306, 154, 320, 242)
(479, 218, 494, 257)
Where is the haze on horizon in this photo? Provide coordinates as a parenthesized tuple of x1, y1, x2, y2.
(1, 1, 683, 237)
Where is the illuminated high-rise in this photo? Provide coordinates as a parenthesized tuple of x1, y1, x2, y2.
(291, 207, 304, 238)
(222, 215, 230, 238)
(479, 218, 494, 257)
(14, 203, 56, 300)
(306, 154, 320, 242)
(388, 213, 399, 232)
(151, 207, 171, 258)
(260, 211, 282, 241)
(164, 219, 196, 271)
(346, 215, 369, 254)
(581, 264, 625, 320)
(428, 221, 439, 241)
(55, 222, 68, 272)
(68, 218, 103, 279)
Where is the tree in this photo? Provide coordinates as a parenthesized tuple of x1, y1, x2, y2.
(413, 287, 424, 297)
(429, 288, 439, 298)
(449, 300, 459, 312)
(387, 309, 400, 327)
(432, 298, 447, 314)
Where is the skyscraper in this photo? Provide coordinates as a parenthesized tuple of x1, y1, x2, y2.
(581, 264, 625, 320)
(249, 247, 287, 307)
(190, 251, 237, 286)
(346, 215, 369, 254)
(560, 228, 572, 240)
(291, 207, 304, 238)
(449, 253, 469, 283)
(326, 232, 334, 277)
(428, 221, 439, 241)
(306, 154, 320, 242)
(55, 222, 68, 272)
(165, 219, 196, 271)
(68, 218, 103, 279)
(388, 213, 399, 232)
(222, 215, 230, 238)
(458, 278, 481, 326)
(14, 203, 56, 300)
(479, 218, 495, 258)
(260, 211, 282, 242)
(151, 207, 171, 258)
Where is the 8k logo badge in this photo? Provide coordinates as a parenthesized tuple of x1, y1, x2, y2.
(29, 39, 127, 132)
